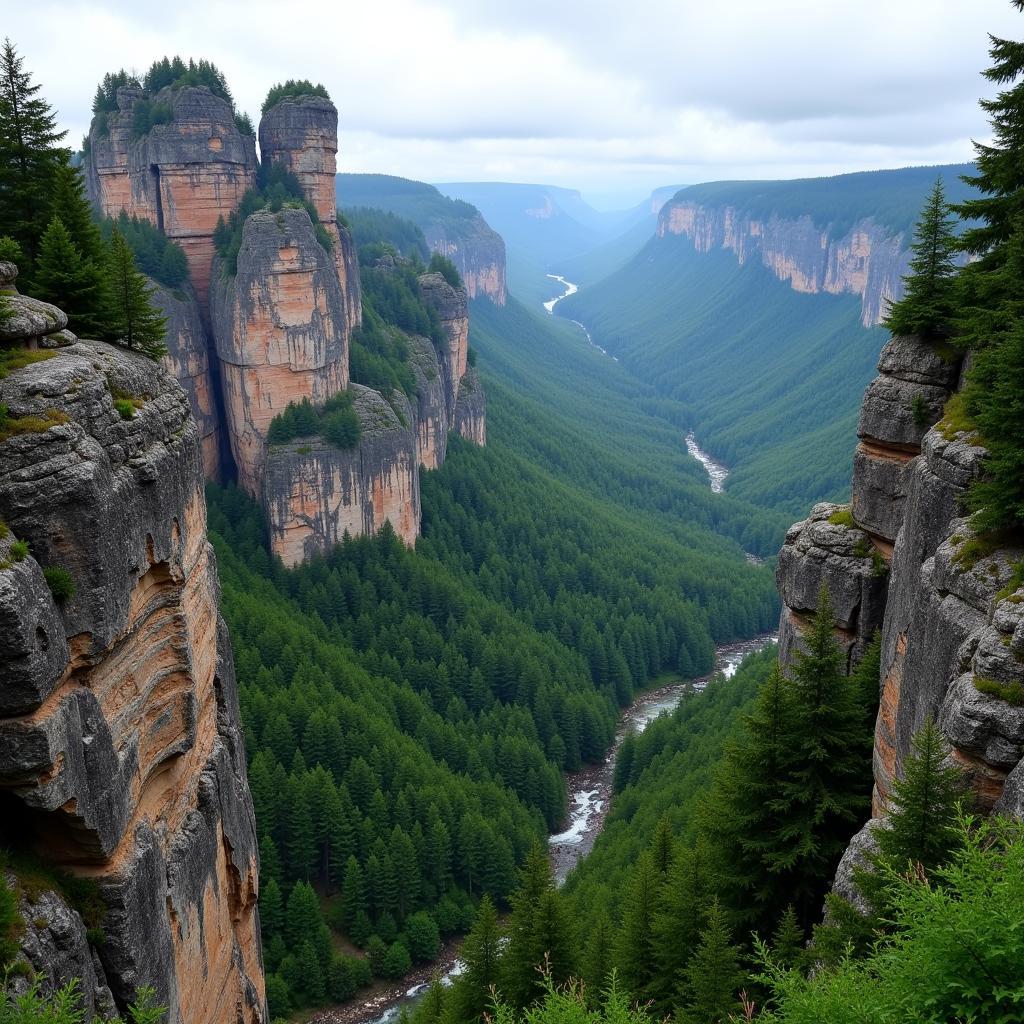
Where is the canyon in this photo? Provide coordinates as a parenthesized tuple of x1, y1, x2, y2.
(85, 83, 485, 566)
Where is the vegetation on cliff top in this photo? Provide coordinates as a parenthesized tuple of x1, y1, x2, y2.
(266, 391, 361, 450)
(262, 78, 331, 113)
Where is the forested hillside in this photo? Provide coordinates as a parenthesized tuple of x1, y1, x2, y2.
(556, 166, 980, 516)
(558, 235, 883, 514)
(206, 215, 780, 1016)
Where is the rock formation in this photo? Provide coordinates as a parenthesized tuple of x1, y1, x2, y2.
(86, 85, 258, 308)
(212, 207, 349, 496)
(421, 216, 507, 305)
(777, 329, 1024, 858)
(259, 94, 361, 335)
(0, 267, 265, 1022)
(262, 385, 421, 565)
(151, 279, 223, 480)
(659, 200, 908, 327)
(84, 74, 484, 565)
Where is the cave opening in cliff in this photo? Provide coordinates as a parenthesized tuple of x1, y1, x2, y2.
(150, 164, 164, 233)
(0, 790, 104, 867)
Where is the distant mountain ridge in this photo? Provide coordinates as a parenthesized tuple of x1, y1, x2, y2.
(558, 164, 977, 516)
(659, 163, 975, 326)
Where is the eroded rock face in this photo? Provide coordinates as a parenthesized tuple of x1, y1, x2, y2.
(86, 85, 258, 307)
(422, 218, 507, 305)
(852, 336, 962, 542)
(0, 327, 264, 1022)
(455, 368, 487, 446)
(212, 207, 349, 497)
(262, 385, 420, 566)
(151, 279, 222, 480)
(776, 502, 889, 671)
(418, 273, 468, 410)
(659, 201, 908, 327)
(408, 335, 449, 470)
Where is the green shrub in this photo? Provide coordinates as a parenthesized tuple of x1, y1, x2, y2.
(828, 507, 856, 528)
(974, 676, 1024, 705)
(266, 392, 361, 450)
(114, 398, 135, 420)
(428, 251, 462, 288)
(131, 99, 173, 139)
(910, 392, 929, 428)
(10, 540, 28, 562)
(262, 79, 330, 113)
(43, 566, 75, 602)
(0, 236, 23, 266)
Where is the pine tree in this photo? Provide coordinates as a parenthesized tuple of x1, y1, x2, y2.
(648, 839, 716, 1013)
(285, 880, 323, 949)
(873, 716, 967, 876)
(106, 229, 167, 358)
(770, 905, 805, 971)
(700, 662, 800, 934)
(884, 179, 959, 338)
(451, 894, 502, 1023)
(33, 217, 109, 338)
(260, 876, 284, 944)
(0, 39, 67, 270)
(580, 912, 614, 1004)
(773, 587, 869, 927)
(48, 162, 105, 264)
(502, 842, 575, 1008)
(613, 852, 661, 1000)
(297, 938, 325, 1005)
(680, 899, 744, 1024)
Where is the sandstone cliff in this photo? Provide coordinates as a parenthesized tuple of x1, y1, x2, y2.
(659, 201, 908, 327)
(212, 207, 349, 497)
(259, 94, 361, 335)
(0, 265, 265, 1022)
(777, 331, 1024, 854)
(262, 385, 420, 566)
(86, 85, 258, 308)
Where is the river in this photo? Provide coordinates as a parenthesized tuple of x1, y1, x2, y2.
(309, 278, 768, 1024)
(544, 275, 730, 491)
(316, 632, 778, 1024)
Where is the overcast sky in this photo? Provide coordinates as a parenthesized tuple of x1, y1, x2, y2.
(9, 0, 1021, 206)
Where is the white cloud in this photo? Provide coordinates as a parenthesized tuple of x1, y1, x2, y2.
(5, 0, 1019, 202)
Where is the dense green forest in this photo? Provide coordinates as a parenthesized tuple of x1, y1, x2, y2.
(337, 175, 480, 233)
(209, 277, 781, 1014)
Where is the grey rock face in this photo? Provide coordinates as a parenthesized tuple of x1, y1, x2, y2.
(422, 219, 507, 305)
(828, 819, 884, 918)
(6, 872, 117, 1021)
(455, 368, 487, 446)
(0, 263, 68, 343)
(776, 502, 888, 671)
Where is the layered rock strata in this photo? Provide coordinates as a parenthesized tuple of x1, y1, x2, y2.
(86, 85, 258, 308)
(262, 385, 420, 566)
(0, 283, 264, 1022)
(659, 201, 908, 327)
(212, 207, 349, 496)
(421, 217, 507, 305)
(260, 95, 361, 335)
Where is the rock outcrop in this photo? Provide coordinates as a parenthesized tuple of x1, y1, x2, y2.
(455, 368, 487, 446)
(151, 279, 223, 480)
(259, 95, 361, 335)
(212, 207, 349, 497)
(262, 385, 420, 566)
(659, 200, 908, 327)
(422, 215, 507, 305)
(0, 281, 265, 1022)
(779, 328, 1024, 849)
(86, 85, 258, 308)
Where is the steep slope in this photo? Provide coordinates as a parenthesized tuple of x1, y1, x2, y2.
(0, 266, 264, 1022)
(337, 175, 507, 303)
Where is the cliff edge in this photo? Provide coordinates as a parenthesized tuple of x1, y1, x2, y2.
(0, 263, 265, 1022)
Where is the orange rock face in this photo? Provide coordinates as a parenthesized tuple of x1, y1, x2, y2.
(659, 201, 908, 327)
(86, 85, 258, 309)
(0, 336, 264, 1022)
(263, 386, 420, 566)
(213, 208, 350, 497)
